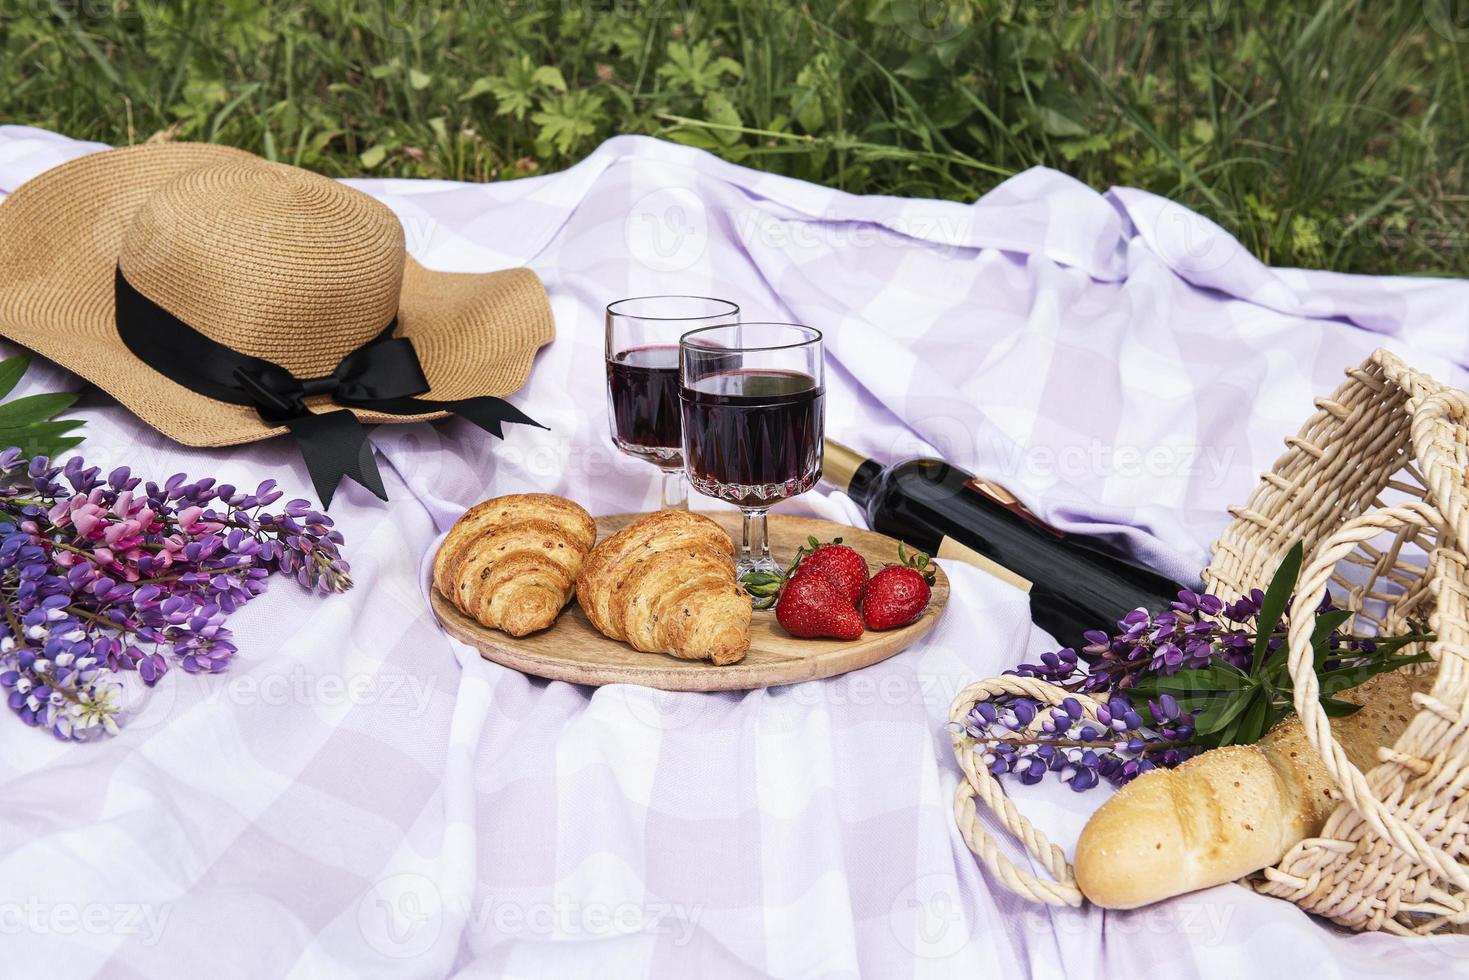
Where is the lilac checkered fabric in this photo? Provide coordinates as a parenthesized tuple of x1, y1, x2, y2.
(1, 124, 1466, 978)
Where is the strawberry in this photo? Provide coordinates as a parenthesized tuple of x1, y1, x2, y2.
(742, 535, 867, 610)
(791, 536, 869, 607)
(743, 535, 872, 640)
(775, 569, 865, 640)
(861, 544, 937, 631)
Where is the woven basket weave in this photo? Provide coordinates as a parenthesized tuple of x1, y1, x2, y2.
(949, 348, 1469, 935)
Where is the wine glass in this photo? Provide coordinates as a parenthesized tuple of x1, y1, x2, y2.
(679, 323, 825, 579)
(605, 296, 740, 510)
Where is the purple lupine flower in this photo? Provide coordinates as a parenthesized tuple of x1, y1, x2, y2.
(0, 449, 351, 740)
(952, 687, 1201, 793)
(977, 571, 1365, 791)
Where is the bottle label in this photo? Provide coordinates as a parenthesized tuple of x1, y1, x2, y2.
(963, 479, 1065, 540)
(936, 536, 1033, 593)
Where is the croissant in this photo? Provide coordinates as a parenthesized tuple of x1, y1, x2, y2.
(433, 493, 596, 637)
(576, 510, 751, 665)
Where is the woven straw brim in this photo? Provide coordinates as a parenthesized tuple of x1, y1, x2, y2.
(0, 143, 554, 447)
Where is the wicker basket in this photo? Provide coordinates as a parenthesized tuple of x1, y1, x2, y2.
(949, 348, 1469, 935)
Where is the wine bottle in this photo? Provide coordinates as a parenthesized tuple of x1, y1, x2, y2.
(823, 440, 1188, 649)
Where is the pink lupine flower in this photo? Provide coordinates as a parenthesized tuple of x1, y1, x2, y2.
(0, 450, 350, 742)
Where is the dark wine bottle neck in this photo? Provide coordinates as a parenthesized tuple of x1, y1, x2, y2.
(823, 440, 882, 504)
(845, 459, 882, 508)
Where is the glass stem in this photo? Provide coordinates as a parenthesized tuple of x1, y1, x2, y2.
(659, 467, 688, 511)
(741, 507, 771, 569)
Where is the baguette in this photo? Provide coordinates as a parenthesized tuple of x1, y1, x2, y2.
(1074, 668, 1430, 909)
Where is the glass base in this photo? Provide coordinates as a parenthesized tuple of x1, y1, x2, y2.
(735, 553, 781, 579)
(735, 507, 778, 590)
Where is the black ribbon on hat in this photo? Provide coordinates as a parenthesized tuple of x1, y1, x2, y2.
(113, 267, 543, 507)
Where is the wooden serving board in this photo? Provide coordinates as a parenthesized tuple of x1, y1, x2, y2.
(430, 511, 949, 692)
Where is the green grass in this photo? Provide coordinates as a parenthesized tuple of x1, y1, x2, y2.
(2, 0, 1465, 275)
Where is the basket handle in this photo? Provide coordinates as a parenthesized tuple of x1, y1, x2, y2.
(1411, 388, 1469, 555)
(947, 676, 1109, 907)
(1285, 502, 1469, 892)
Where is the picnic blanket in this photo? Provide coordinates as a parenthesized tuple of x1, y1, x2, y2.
(2, 123, 1467, 978)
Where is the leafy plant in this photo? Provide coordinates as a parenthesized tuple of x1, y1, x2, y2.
(657, 41, 742, 96)
(962, 540, 1434, 791)
(532, 89, 607, 156)
(0, 353, 84, 459)
(1126, 542, 1432, 748)
(0, 0, 1463, 274)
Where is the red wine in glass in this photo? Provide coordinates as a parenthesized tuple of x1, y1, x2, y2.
(607, 344, 682, 464)
(681, 369, 825, 507)
(605, 296, 740, 510)
(680, 322, 825, 580)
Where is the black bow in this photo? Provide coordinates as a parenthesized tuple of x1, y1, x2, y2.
(114, 267, 543, 507)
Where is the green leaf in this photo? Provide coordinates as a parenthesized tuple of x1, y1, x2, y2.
(0, 392, 78, 427)
(1058, 133, 1110, 162)
(1, 420, 85, 458)
(895, 54, 935, 80)
(0, 353, 31, 401)
(483, 57, 540, 120)
(531, 89, 605, 156)
(1193, 686, 1255, 736)
(409, 68, 432, 91)
(1143, 664, 1250, 695)
(0, 418, 85, 438)
(666, 128, 725, 152)
(1310, 608, 1353, 666)
(1059, 13, 1090, 50)
(1235, 691, 1274, 745)
(1027, 105, 1089, 138)
(41, 435, 82, 457)
(208, 81, 262, 141)
(742, 569, 784, 610)
(1318, 653, 1431, 695)
(741, 570, 783, 595)
(532, 65, 568, 93)
(792, 60, 828, 133)
(1320, 697, 1364, 718)
(658, 41, 742, 95)
(458, 77, 498, 102)
(0, 352, 85, 458)
(702, 91, 742, 147)
(1252, 541, 1303, 669)
(358, 144, 388, 169)
(1368, 632, 1433, 658)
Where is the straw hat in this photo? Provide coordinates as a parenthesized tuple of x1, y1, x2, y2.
(0, 141, 555, 503)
